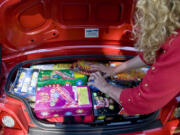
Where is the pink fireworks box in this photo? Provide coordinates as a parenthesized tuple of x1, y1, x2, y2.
(34, 86, 92, 119)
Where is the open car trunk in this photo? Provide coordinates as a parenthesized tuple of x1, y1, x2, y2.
(0, 0, 162, 134)
(4, 55, 161, 134)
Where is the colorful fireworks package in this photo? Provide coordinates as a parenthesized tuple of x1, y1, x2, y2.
(10, 68, 39, 102)
(37, 69, 87, 87)
(110, 62, 148, 81)
(91, 91, 122, 120)
(72, 61, 107, 75)
(34, 86, 92, 119)
(31, 63, 72, 70)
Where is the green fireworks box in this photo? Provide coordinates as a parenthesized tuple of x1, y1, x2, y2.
(37, 69, 88, 87)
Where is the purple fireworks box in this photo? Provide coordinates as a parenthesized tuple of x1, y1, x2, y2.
(34, 86, 92, 119)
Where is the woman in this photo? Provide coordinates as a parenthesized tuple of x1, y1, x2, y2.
(88, 0, 180, 115)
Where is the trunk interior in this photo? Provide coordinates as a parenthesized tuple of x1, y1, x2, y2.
(4, 55, 161, 134)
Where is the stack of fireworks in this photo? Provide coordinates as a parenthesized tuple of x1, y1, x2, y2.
(33, 64, 92, 118)
(37, 69, 87, 87)
(34, 85, 92, 119)
(72, 61, 107, 75)
(10, 68, 39, 102)
(72, 61, 147, 81)
(11, 61, 145, 120)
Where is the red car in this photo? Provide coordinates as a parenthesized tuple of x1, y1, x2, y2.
(0, 0, 180, 134)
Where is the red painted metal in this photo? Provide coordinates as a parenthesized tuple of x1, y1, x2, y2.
(0, 96, 31, 134)
(0, 0, 179, 134)
(0, 0, 135, 57)
(0, 128, 25, 135)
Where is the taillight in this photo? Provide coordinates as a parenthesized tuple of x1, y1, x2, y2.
(2, 116, 15, 128)
(0, 111, 21, 129)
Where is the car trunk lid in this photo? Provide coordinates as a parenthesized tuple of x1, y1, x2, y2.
(0, 0, 136, 60)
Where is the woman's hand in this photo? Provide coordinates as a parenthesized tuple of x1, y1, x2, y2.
(90, 55, 147, 78)
(90, 64, 115, 77)
(88, 72, 110, 94)
(88, 72, 123, 103)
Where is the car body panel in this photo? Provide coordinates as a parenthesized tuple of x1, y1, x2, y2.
(0, 0, 135, 57)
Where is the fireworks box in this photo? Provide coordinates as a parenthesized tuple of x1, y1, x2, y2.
(92, 91, 121, 120)
(10, 68, 39, 102)
(37, 69, 87, 87)
(31, 63, 72, 70)
(72, 61, 108, 75)
(34, 86, 92, 119)
(109, 62, 148, 81)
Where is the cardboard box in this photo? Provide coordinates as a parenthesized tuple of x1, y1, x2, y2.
(31, 63, 72, 70)
(34, 86, 92, 119)
(10, 68, 39, 102)
(72, 61, 108, 75)
(37, 69, 87, 87)
(91, 91, 121, 117)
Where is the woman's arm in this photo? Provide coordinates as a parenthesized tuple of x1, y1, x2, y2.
(113, 55, 147, 74)
(91, 55, 147, 77)
(88, 55, 147, 103)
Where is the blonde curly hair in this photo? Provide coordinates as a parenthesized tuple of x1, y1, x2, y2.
(133, 0, 180, 64)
